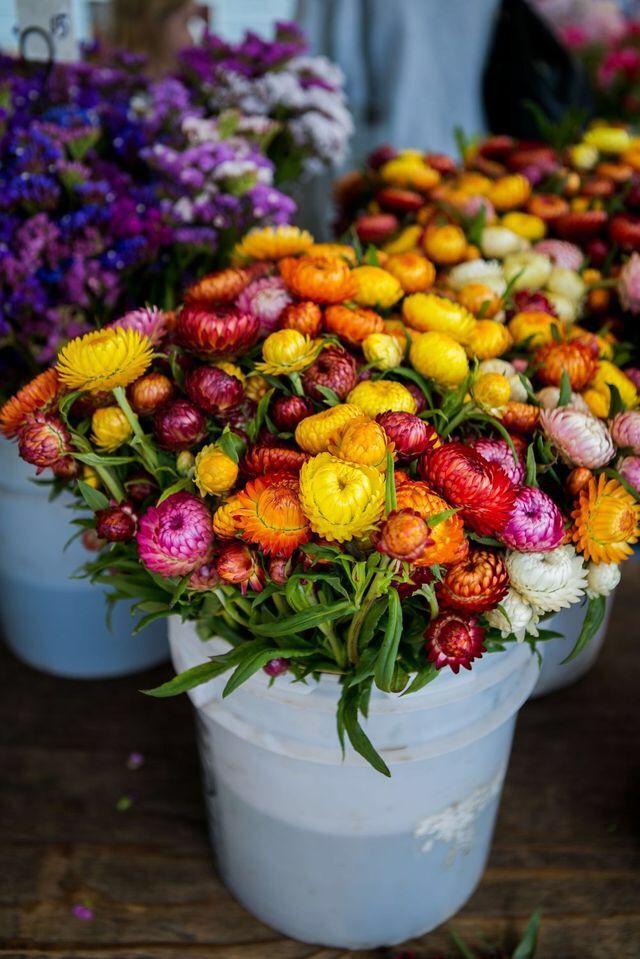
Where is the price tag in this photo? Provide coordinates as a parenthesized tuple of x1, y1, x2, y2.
(16, 0, 78, 63)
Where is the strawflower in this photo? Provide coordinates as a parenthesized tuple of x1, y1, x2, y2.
(57, 328, 153, 392)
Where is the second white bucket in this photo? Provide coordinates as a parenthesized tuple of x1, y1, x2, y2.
(169, 619, 538, 949)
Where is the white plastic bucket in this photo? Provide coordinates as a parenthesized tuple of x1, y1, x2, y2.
(530, 593, 615, 699)
(169, 618, 538, 949)
(0, 436, 168, 678)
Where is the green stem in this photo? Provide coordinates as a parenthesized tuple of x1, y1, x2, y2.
(346, 558, 392, 664)
(112, 386, 160, 478)
(440, 401, 474, 439)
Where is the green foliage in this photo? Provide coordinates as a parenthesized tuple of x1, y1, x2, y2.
(561, 595, 606, 664)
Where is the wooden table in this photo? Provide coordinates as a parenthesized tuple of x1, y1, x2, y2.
(1, 564, 639, 959)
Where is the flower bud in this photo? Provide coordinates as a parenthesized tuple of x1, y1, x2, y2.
(96, 504, 137, 542)
(153, 399, 206, 451)
(185, 365, 244, 416)
(376, 411, 438, 459)
(362, 332, 404, 370)
(302, 345, 357, 401)
(374, 509, 432, 562)
(176, 450, 195, 476)
(18, 413, 71, 473)
(216, 543, 264, 592)
(125, 471, 157, 502)
(263, 657, 290, 677)
(91, 407, 132, 452)
(194, 444, 239, 496)
(268, 556, 292, 585)
(271, 395, 313, 432)
(128, 372, 174, 416)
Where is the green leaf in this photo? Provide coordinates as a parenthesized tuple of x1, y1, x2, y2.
(447, 926, 476, 959)
(557, 370, 572, 407)
(77, 480, 109, 512)
(248, 387, 275, 442)
(602, 466, 639, 498)
(512, 909, 542, 959)
(223, 646, 315, 697)
(249, 600, 354, 637)
(338, 684, 390, 777)
(365, 244, 380, 266)
(315, 384, 341, 407)
(157, 477, 192, 504)
(73, 452, 136, 467)
(143, 658, 234, 697)
(561, 595, 606, 664)
(217, 426, 244, 464)
(607, 382, 625, 418)
(401, 663, 439, 696)
(384, 450, 397, 514)
(374, 589, 403, 692)
(428, 506, 460, 528)
(525, 444, 538, 487)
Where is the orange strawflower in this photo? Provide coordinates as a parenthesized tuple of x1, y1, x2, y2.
(185, 268, 251, 304)
(571, 475, 639, 564)
(0, 368, 61, 439)
(234, 472, 311, 558)
(324, 304, 384, 345)
(395, 479, 468, 566)
(280, 255, 355, 303)
(281, 301, 323, 337)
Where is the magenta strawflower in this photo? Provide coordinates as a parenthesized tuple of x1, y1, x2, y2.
(153, 399, 207, 451)
(185, 365, 244, 416)
(424, 611, 485, 673)
(610, 410, 640, 455)
(501, 485, 564, 552)
(236, 276, 292, 335)
(377, 411, 438, 460)
(263, 657, 290, 677)
(618, 253, 640, 313)
(618, 455, 640, 491)
(623, 367, 640, 391)
(110, 306, 168, 345)
(136, 492, 214, 576)
(540, 407, 615, 468)
(17, 413, 71, 473)
(471, 436, 525, 485)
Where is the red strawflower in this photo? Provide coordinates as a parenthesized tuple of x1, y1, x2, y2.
(509, 289, 557, 318)
(128, 372, 174, 416)
(377, 411, 438, 460)
(177, 304, 259, 358)
(96, 504, 137, 542)
(125, 471, 157, 502)
(420, 442, 516, 535)
(554, 210, 608, 242)
(301, 345, 357, 401)
(425, 611, 485, 673)
(153, 399, 206, 451)
(243, 445, 308, 477)
(215, 543, 264, 593)
(185, 365, 244, 415)
(436, 548, 509, 613)
(17, 413, 71, 474)
(270, 395, 313, 432)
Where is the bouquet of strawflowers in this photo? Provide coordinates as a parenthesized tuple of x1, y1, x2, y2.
(178, 20, 353, 181)
(2, 225, 638, 771)
(0, 52, 300, 401)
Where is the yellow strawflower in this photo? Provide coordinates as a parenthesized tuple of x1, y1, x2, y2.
(409, 331, 469, 388)
(91, 406, 132, 452)
(402, 293, 476, 344)
(194, 445, 239, 496)
(502, 212, 546, 241)
(295, 403, 362, 454)
(255, 329, 322, 376)
(583, 126, 631, 154)
(473, 372, 512, 411)
(379, 154, 441, 191)
(234, 225, 313, 261)
(57, 328, 153, 392)
(214, 361, 245, 383)
(582, 388, 610, 419)
(382, 224, 423, 255)
(568, 143, 599, 170)
(213, 495, 243, 539)
(589, 361, 638, 410)
(299, 452, 385, 542)
(467, 319, 513, 360)
(362, 332, 404, 370)
(82, 465, 100, 489)
(572, 475, 639, 564)
(347, 379, 417, 417)
(244, 373, 271, 402)
(351, 265, 404, 309)
(328, 416, 391, 469)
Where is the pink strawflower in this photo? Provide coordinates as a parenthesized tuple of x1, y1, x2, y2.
(463, 194, 496, 223)
(110, 306, 168, 344)
(533, 239, 583, 271)
(501, 486, 564, 552)
(471, 437, 525, 485)
(236, 276, 292, 335)
(624, 366, 640, 391)
(187, 562, 221, 591)
(136, 492, 214, 576)
(618, 253, 640, 313)
(618, 455, 640, 491)
(559, 24, 589, 48)
(610, 410, 640, 454)
(541, 407, 615, 468)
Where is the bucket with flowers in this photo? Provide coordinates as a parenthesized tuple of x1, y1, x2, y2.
(335, 132, 640, 694)
(4, 223, 637, 943)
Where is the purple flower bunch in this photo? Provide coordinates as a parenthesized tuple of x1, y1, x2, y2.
(0, 48, 300, 398)
(178, 21, 353, 180)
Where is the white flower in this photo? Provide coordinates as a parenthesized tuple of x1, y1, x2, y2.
(586, 561, 621, 598)
(536, 386, 590, 412)
(547, 266, 586, 303)
(480, 226, 530, 259)
(503, 251, 553, 291)
(448, 259, 504, 291)
(506, 545, 588, 614)
(486, 588, 540, 641)
(545, 291, 581, 324)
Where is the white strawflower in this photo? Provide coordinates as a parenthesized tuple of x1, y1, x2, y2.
(503, 251, 552, 291)
(547, 266, 586, 303)
(448, 259, 504, 290)
(506, 545, 588, 614)
(481, 226, 530, 258)
(586, 561, 621, 598)
(486, 588, 540, 641)
(545, 291, 581, 324)
(536, 386, 590, 412)
(540, 407, 615, 468)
